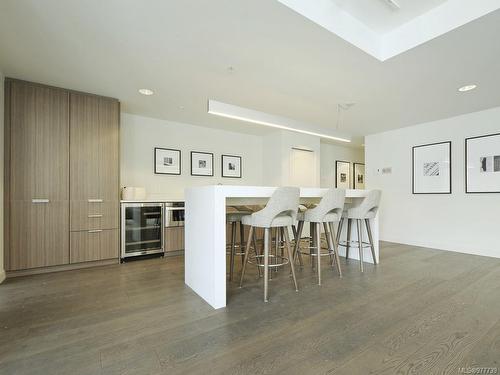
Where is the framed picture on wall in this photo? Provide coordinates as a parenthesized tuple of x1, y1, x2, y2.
(154, 147, 181, 175)
(335, 160, 350, 189)
(191, 151, 214, 176)
(353, 163, 365, 189)
(412, 141, 451, 194)
(221, 154, 242, 178)
(466, 133, 500, 193)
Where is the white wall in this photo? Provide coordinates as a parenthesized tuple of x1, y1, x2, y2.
(320, 142, 365, 188)
(120, 113, 264, 199)
(366, 106, 500, 258)
(0, 71, 4, 283)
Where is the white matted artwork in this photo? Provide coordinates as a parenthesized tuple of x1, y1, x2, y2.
(335, 160, 350, 189)
(466, 133, 500, 193)
(353, 163, 365, 189)
(412, 141, 451, 194)
(221, 154, 241, 178)
(154, 147, 181, 175)
(191, 151, 214, 176)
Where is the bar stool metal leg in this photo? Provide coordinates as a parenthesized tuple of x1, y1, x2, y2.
(336, 217, 344, 245)
(264, 228, 270, 302)
(356, 219, 364, 272)
(365, 218, 377, 265)
(311, 222, 316, 269)
(283, 228, 298, 291)
(346, 218, 352, 259)
(239, 222, 245, 265)
(316, 222, 322, 285)
(229, 221, 237, 281)
(252, 228, 262, 277)
(239, 226, 254, 287)
(323, 222, 334, 265)
(293, 220, 304, 267)
(329, 222, 342, 277)
(280, 227, 285, 258)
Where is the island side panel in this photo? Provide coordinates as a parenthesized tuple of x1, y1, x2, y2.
(185, 186, 227, 308)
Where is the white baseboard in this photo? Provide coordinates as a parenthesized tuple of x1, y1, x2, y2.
(0, 270, 5, 284)
(380, 236, 500, 260)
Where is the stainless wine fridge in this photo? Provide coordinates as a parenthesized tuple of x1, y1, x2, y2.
(121, 202, 164, 260)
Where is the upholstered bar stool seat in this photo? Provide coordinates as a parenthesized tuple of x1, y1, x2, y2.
(297, 211, 340, 224)
(239, 187, 300, 302)
(294, 188, 345, 285)
(226, 212, 251, 222)
(337, 190, 381, 272)
(241, 214, 293, 228)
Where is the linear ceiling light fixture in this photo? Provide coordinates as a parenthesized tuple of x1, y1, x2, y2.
(207, 100, 351, 143)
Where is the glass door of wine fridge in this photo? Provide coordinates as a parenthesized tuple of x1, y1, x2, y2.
(121, 203, 164, 260)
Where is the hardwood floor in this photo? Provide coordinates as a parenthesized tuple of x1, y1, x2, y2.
(0, 242, 499, 374)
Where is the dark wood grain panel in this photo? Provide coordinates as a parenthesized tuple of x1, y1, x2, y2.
(70, 229, 119, 263)
(7, 82, 69, 270)
(164, 227, 184, 252)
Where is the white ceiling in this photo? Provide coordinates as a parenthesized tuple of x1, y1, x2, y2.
(278, 0, 500, 60)
(331, 0, 448, 34)
(0, 0, 499, 146)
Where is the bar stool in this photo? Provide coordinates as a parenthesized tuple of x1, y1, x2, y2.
(239, 187, 300, 302)
(337, 190, 381, 272)
(294, 188, 345, 285)
(226, 207, 256, 281)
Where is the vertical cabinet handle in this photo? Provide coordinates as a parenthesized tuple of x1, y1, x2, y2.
(88, 199, 103, 203)
(32, 199, 50, 204)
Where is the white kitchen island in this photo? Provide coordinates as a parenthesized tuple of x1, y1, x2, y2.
(185, 186, 379, 309)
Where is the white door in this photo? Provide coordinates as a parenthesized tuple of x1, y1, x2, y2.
(290, 148, 316, 187)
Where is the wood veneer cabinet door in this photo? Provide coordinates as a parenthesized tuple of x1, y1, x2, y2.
(164, 227, 185, 252)
(70, 94, 119, 232)
(8, 81, 70, 270)
(70, 229, 119, 263)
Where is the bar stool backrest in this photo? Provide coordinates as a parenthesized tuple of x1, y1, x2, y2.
(252, 187, 300, 227)
(307, 188, 346, 222)
(350, 189, 382, 219)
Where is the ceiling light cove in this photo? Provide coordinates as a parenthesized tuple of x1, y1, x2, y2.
(208, 100, 351, 143)
(458, 84, 477, 92)
(139, 88, 154, 96)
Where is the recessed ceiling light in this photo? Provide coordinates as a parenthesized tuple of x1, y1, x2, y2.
(139, 88, 154, 96)
(458, 84, 477, 92)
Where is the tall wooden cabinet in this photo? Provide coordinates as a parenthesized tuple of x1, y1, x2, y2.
(69, 93, 120, 263)
(4, 80, 120, 273)
(6, 81, 70, 270)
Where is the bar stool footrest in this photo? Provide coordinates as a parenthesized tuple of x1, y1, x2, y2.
(338, 240, 372, 249)
(248, 254, 290, 268)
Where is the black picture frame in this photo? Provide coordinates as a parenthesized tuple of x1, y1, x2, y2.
(353, 162, 365, 189)
(190, 151, 214, 177)
(465, 133, 500, 194)
(335, 160, 350, 188)
(154, 147, 181, 175)
(221, 154, 242, 178)
(412, 141, 452, 194)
